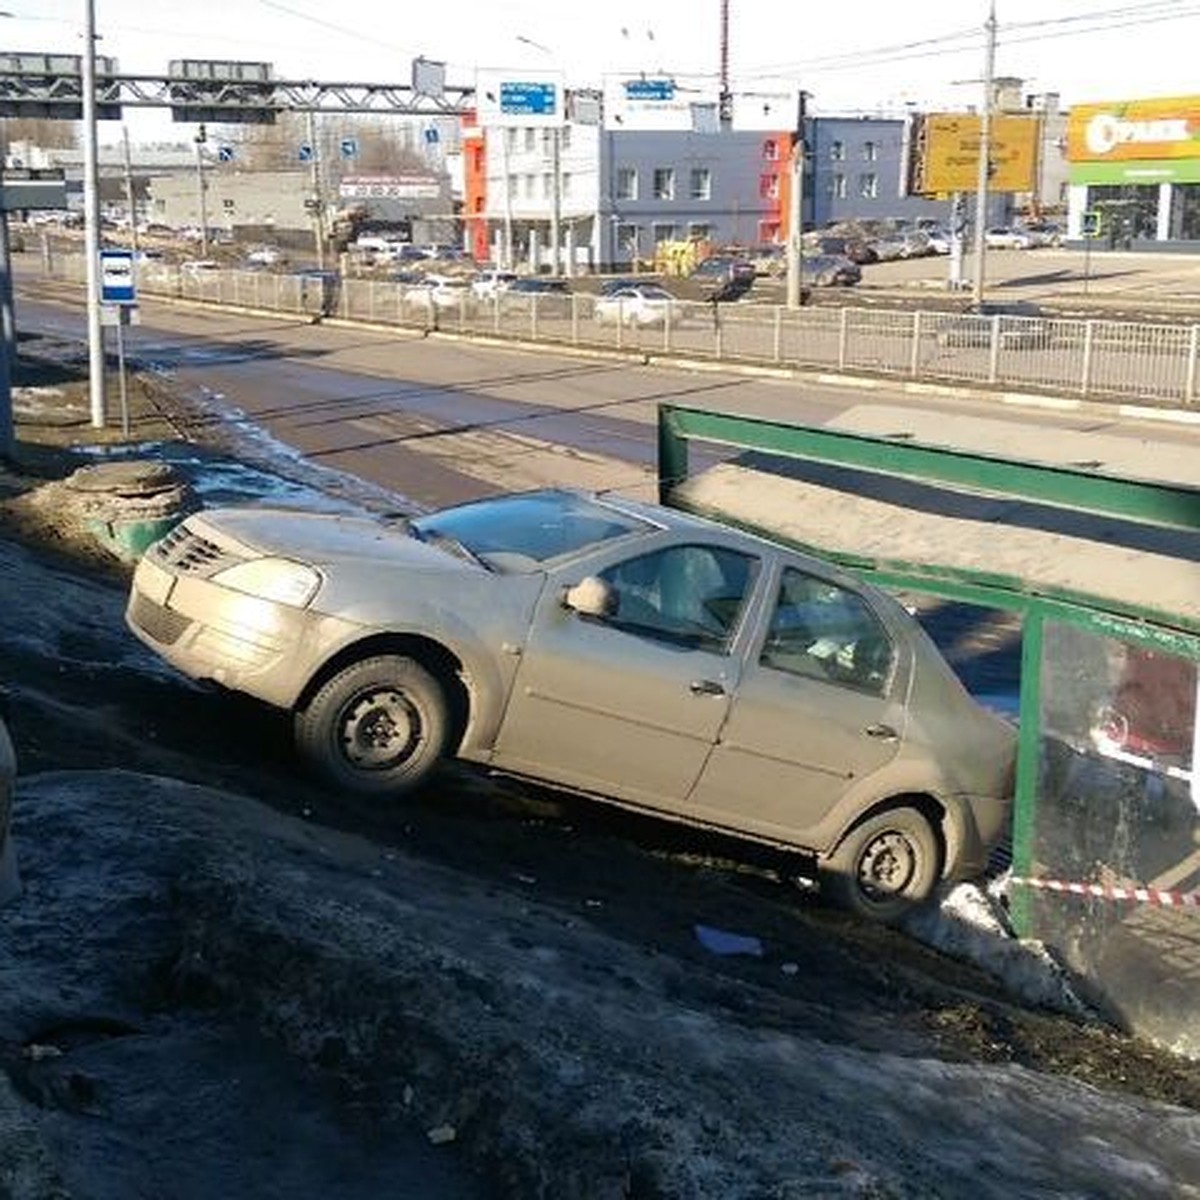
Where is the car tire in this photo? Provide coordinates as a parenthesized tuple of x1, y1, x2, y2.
(296, 655, 450, 798)
(821, 804, 941, 923)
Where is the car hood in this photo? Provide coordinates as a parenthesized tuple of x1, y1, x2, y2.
(188, 507, 477, 573)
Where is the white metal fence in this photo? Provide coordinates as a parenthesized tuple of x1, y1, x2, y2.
(43, 256, 1200, 406)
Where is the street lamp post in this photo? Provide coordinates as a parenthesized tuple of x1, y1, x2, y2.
(82, 0, 105, 429)
(193, 124, 210, 257)
(785, 90, 809, 310)
(971, 0, 998, 306)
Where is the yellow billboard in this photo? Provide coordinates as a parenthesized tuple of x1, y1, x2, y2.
(1066, 95, 1200, 163)
(915, 113, 1041, 194)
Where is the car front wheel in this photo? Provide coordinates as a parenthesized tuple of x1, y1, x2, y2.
(295, 655, 450, 798)
(821, 805, 941, 923)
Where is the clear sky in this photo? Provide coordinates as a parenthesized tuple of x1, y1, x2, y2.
(5, 0, 1199, 134)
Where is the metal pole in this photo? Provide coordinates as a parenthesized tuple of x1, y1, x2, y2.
(194, 125, 209, 257)
(502, 131, 513, 270)
(82, 0, 105, 429)
(550, 125, 562, 276)
(306, 109, 325, 271)
(971, 0, 997, 307)
(785, 90, 808, 310)
(122, 125, 139, 255)
(115, 311, 129, 438)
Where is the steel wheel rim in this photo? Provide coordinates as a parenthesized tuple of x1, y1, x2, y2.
(338, 687, 422, 771)
(857, 830, 919, 898)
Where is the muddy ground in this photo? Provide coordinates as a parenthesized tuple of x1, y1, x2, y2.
(1, 330, 1199, 1198)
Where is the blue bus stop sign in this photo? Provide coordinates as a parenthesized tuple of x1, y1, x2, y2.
(99, 249, 136, 306)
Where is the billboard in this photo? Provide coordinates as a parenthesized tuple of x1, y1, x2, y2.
(731, 90, 798, 133)
(474, 68, 564, 127)
(1066, 95, 1200, 163)
(909, 112, 1041, 195)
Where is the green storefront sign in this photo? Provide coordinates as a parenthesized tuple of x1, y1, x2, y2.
(1069, 157, 1200, 184)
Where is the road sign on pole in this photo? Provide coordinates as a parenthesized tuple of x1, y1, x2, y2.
(217, 144, 235, 162)
(99, 248, 136, 306)
(339, 137, 359, 159)
(298, 143, 314, 162)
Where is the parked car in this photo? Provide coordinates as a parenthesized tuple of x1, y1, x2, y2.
(245, 245, 282, 267)
(937, 300, 1051, 350)
(0, 699, 18, 907)
(867, 233, 930, 262)
(812, 236, 877, 265)
(471, 270, 520, 302)
(498, 277, 574, 318)
(593, 284, 687, 328)
(126, 488, 1016, 922)
(596, 276, 662, 296)
(1019, 222, 1064, 248)
(179, 259, 222, 275)
(401, 273, 475, 316)
(984, 227, 1035, 251)
(689, 256, 756, 302)
(801, 254, 862, 287)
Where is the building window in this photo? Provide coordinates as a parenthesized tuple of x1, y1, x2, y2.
(472, 146, 484, 172)
(561, 172, 572, 198)
(504, 128, 517, 152)
(828, 173, 846, 199)
(859, 173, 878, 198)
(507, 175, 517, 199)
(616, 167, 638, 201)
(614, 222, 639, 256)
(652, 222, 677, 244)
(830, 140, 845, 161)
(759, 172, 779, 200)
(862, 141, 878, 162)
(688, 222, 712, 240)
(653, 167, 675, 200)
(689, 167, 712, 201)
(524, 127, 536, 152)
(542, 173, 554, 199)
(560, 125, 572, 150)
(523, 173, 536, 198)
(762, 138, 778, 160)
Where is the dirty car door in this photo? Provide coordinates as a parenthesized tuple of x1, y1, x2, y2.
(492, 544, 758, 808)
(688, 565, 909, 843)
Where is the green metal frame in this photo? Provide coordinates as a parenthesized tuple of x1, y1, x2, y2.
(657, 404, 1200, 934)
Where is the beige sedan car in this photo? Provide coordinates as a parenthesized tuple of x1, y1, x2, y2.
(126, 489, 1015, 921)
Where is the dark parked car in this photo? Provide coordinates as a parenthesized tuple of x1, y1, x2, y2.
(801, 254, 862, 287)
(938, 300, 1052, 350)
(689, 256, 756, 302)
(499, 277, 574, 318)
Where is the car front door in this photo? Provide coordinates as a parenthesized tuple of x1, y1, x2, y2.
(492, 543, 759, 810)
(687, 566, 909, 843)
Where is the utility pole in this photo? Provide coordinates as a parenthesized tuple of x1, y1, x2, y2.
(971, 0, 997, 307)
(82, 0, 105, 429)
(306, 109, 325, 270)
(785, 90, 809, 310)
(193, 124, 209, 257)
(550, 125, 562, 275)
(122, 125, 139, 255)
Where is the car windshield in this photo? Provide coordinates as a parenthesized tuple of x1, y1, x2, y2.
(409, 490, 655, 569)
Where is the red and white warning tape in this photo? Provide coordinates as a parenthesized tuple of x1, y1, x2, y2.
(1009, 876, 1200, 909)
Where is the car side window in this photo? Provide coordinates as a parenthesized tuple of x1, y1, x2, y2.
(598, 545, 756, 653)
(761, 568, 894, 695)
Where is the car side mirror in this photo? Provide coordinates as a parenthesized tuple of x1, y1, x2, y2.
(562, 576, 616, 618)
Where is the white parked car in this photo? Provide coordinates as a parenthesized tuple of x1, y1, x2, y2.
(593, 285, 686, 328)
(984, 227, 1034, 250)
(471, 270, 519, 302)
(401, 274, 474, 315)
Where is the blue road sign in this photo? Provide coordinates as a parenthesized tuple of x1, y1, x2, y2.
(624, 78, 675, 102)
(340, 137, 359, 159)
(499, 81, 556, 117)
(423, 127, 439, 145)
(298, 143, 314, 162)
(99, 249, 136, 306)
(217, 144, 235, 162)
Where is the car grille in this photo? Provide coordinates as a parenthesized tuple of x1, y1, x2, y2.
(129, 593, 192, 646)
(151, 524, 238, 574)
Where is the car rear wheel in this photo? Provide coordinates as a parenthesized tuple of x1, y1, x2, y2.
(822, 805, 940, 923)
(296, 655, 449, 798)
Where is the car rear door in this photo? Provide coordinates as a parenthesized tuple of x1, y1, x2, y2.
(687, 565, 910, 844)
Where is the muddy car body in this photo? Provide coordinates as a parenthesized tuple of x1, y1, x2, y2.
(126, 490, 1015, 920)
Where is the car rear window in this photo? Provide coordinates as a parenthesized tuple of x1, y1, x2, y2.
(411, 491, 655, 567)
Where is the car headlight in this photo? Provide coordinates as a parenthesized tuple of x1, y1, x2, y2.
(211, 558, 321, 607)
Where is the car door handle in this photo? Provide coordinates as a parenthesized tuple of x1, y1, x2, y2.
(864, 723, 899, 741)
(689, 679, 726, 696)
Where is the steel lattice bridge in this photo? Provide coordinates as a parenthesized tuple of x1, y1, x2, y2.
(0, 54, 477, 120)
